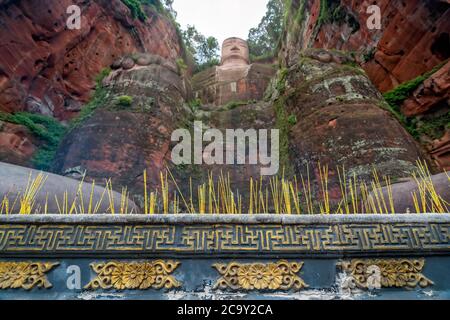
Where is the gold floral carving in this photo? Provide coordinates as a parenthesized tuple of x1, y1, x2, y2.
(85, 261, 181, 290)
(213, 260, 308, 291)
(0, 262, 59, 290)
(338, 259, 434, 289)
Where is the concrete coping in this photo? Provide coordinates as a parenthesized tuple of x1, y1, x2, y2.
(0, 214, 449, 225)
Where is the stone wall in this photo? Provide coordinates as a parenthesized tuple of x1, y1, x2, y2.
(0, 214, 448, 300)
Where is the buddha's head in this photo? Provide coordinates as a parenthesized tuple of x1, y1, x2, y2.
(220, 37, 250, 67)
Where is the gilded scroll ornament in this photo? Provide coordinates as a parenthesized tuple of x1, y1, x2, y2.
(85, 261, 181, 290)
(0, 262, 59, 290)
(213, 260, 308, 291)
(338, 259, 434, 289)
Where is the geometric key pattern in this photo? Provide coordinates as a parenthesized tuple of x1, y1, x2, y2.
(0, 223, 449, 255)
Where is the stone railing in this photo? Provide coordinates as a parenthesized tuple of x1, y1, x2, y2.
(0, 214, 449, 299)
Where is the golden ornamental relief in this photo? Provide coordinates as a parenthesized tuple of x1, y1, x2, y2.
(213, 260, 308, 291)
(338, 259, 434, 290)
(0, 262, 59, 290)
(85, 260, 181, 290)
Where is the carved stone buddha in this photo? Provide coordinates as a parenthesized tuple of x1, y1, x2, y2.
(192, 37, 276, 106)
(220, 37, 250, 68)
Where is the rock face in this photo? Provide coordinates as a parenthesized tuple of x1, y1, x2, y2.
(430, 131, 450, 171)
(401, 61, 450, 171)
(52, 54, 189, 198)
(401, 61, 450, 117)
(280, 0, 450, 92)
(172, 100, 277, 210)
(272, 48, 425, 200)
(192, 38, 276, 106)
(280, 0, 450, 173)
(0, 0, 184, 120)
(0, 121, 41, 167)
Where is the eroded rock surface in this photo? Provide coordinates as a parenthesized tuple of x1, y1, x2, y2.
(52, 54, 189, 197)
(0, 0, 184, 120)
(281, 0, 450, 92)
(272, 49, 425, 200)
(0, 121, 41, 167)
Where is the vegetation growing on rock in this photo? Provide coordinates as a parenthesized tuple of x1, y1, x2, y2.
(0, 112, 66, 170)
(121, 0, 170, 21)
(69, 69, 112, 130)
(117, 96, 134, 107)
(383, 61, 449, 140)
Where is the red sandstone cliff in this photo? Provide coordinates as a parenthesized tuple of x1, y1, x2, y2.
(280, 0, 450, 92)
(280, 0, 450, 172)
(0, 0, 184, 120)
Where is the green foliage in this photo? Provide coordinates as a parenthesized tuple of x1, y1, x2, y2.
(276, 68, 288, 94)
(417, 112, 450, 140)
(117, 95, 133, 107)
(384, 77, 425, 108)
(317, 0, 329, 26)
(181, 25, 220, 73)
(0, 111, 66, 170)
(69, 69, 112, 130)
(95, 68, 111, 86)
(382, 74, 429, 139)
(176, 58, 188, 73)
(317, 0, 359, 33)
(273, 98, 293, 175)
(382, 62, 449, 140)
(223, 100, 251, 111)
(247, 0, 284, 58)
(120, 0, 173, 21)
(195, 59, 220, 73)
(250, 52, 275, 63)
(362, 48, 376, 63)
(188, 98, 202, 112)
(70, 88, 107, 130)
(288, 114, 297, 125)
(121, 0, 148, 21)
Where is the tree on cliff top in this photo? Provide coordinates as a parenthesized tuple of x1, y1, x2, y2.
(182, 25, 220, 73)
(247, 0, 284, 60)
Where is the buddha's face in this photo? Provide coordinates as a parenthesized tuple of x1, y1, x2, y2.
(221, 38, 249, 66)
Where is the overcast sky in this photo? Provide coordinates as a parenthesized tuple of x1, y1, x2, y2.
(173, 0, 269, 46)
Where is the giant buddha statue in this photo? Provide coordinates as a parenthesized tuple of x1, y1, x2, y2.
(192, 37, 276, 106)
(220, 37, 250, 68)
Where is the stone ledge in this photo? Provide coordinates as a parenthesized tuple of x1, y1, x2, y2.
(1, 213, 449, 225)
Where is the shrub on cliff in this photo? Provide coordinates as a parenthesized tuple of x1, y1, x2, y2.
(117, 95, 134, 107)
